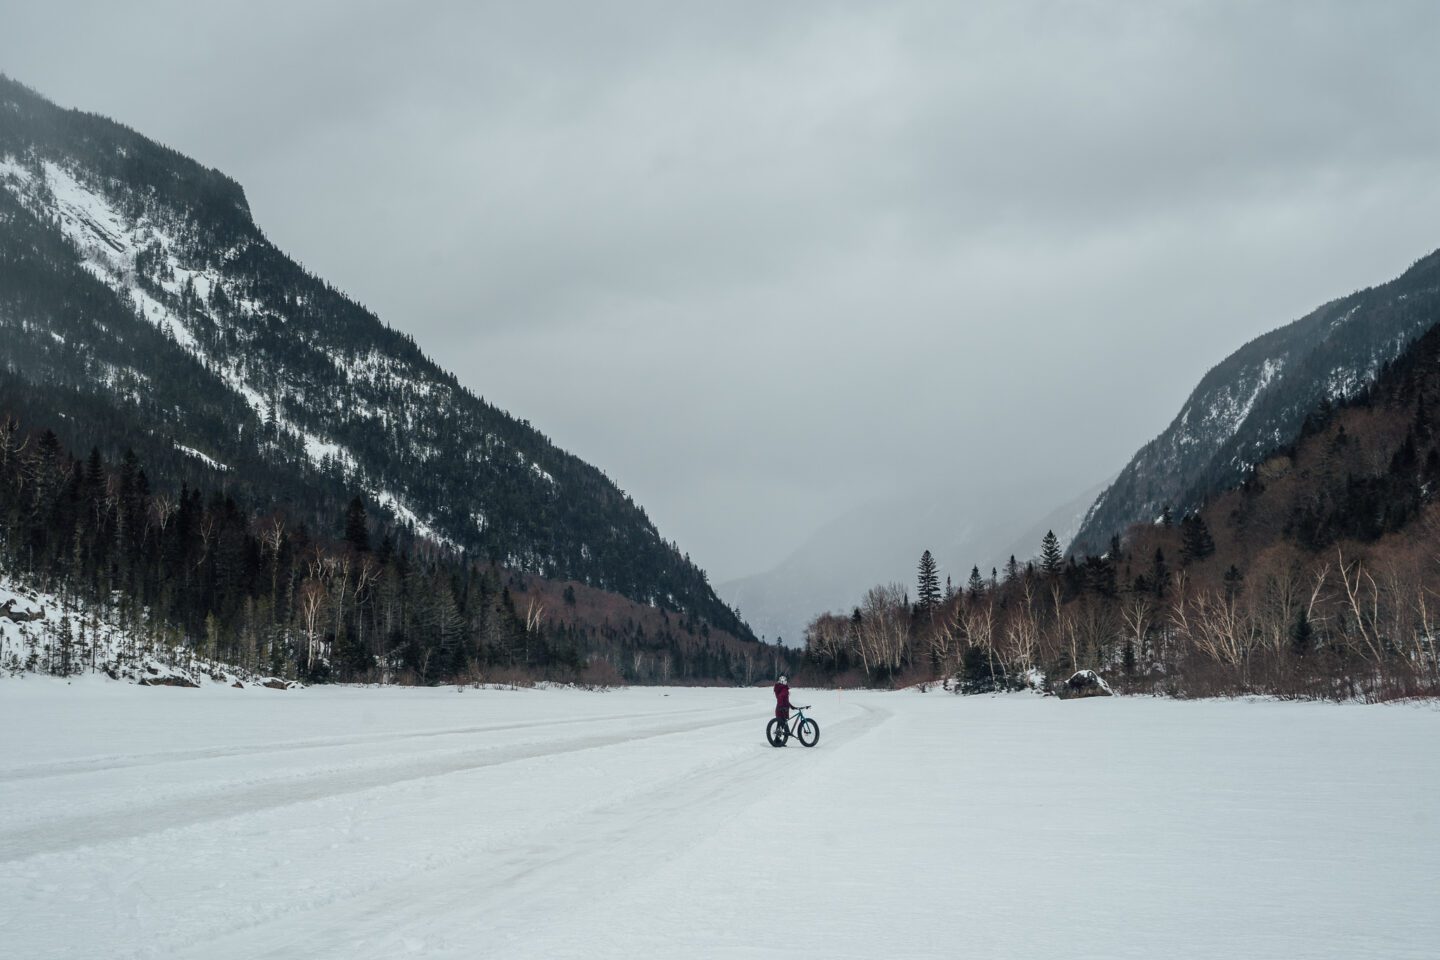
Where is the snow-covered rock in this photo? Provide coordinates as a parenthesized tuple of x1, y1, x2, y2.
(1056, 669, 1115, 699)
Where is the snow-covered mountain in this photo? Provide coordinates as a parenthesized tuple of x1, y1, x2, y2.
(1070, 249, 1440, 556)
(0, 75, 747, 639)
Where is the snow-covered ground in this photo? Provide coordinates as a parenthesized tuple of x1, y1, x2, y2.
(0, 577, 286, 689)
(1, 683, 1437, 959)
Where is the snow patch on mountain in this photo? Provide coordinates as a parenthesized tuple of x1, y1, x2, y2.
(1173, 357, 1284, 453)
(1228, 357, 1283, 429)
(302, 432, 356, 471)
(521, 451, 556, 486)
(373, 489, 457, 550)
(175, 444, 228, 471)
(0, 156, 458, 549)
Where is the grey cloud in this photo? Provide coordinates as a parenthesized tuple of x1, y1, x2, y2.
(3, 1, 1440, 591)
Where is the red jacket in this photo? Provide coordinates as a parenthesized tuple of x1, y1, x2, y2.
(774, 681, 791, 719)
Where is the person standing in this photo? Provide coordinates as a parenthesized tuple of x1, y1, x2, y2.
(774, 674, 792, 734)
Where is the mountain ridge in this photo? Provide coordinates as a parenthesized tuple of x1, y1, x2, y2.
(1071, 249, 1440, 556)
(0, 74, 750, 641)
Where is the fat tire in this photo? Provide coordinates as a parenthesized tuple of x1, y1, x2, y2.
(766, 717, 787, 747)
(798, 718, 820, 747)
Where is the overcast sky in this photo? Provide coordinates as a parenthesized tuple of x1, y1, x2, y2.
(4, 1, 1440, 583)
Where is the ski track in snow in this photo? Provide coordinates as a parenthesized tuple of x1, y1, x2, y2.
(1, 685, 1437, 960)
(0, 702, 731, 783)
(0, 706, 767, 862)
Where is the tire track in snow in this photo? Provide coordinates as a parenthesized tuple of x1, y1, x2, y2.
(183, 701, 893, 960)
(0, 702, 736, 783)
(0, 705, 759, 864)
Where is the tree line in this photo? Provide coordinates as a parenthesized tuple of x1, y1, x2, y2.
(0, 416, 779, 686)
(801, 321, 1440, 701)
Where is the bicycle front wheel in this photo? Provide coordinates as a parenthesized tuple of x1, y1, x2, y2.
(766, 718, 787, 747)
(798, 718, 819, 747)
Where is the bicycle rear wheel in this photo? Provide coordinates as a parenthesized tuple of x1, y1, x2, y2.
(766, 718, 788, 747)
(797, 718, 819, 747)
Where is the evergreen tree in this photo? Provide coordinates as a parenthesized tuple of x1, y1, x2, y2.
(1291, 608, 1313, 658)
(1004, 555, 1020, 582)
(1391, 431, 1419, 475)
(1086, 554, 1118, 597)
(1151, 548, 1169, 599)
(1039, 530, 1063, 576)
(84, 446, 105, 498)
(967, 565, 984, 596)
(1179, 513, 1215, 565)
(1222, 564, 1244, 600)
(344, 496, 370, 553)
(916, 550, 941, 613)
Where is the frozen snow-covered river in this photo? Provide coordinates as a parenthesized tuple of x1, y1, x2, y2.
(1, 681, 1437, 959)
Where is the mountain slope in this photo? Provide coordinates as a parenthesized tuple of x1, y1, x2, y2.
(0, 416, 779, 686)
(0, 74, 748, 640)
(1071, 250, 1440, 556)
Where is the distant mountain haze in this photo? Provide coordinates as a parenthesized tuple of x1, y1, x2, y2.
(720, 475, 1106, 647)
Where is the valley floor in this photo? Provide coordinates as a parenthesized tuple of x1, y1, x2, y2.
(1, 681, 1437, 959)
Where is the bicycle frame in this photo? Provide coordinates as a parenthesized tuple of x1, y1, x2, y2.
(778, 706, 810, 737)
